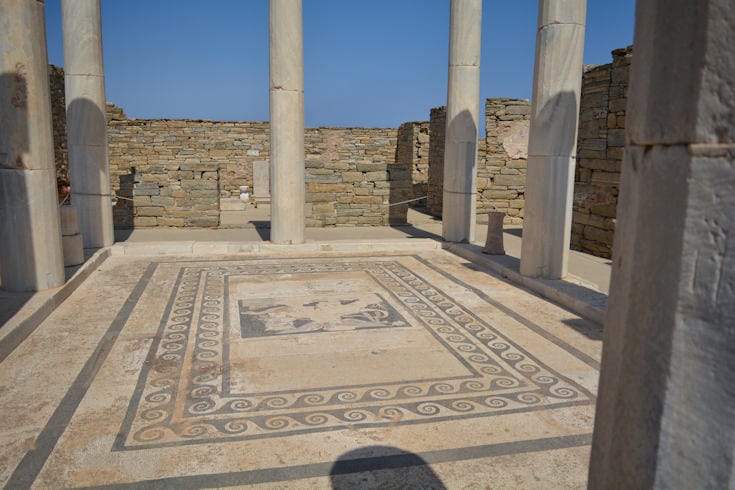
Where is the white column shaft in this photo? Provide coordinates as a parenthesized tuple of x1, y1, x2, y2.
(519, 0, 586, 279)
(62, 0, 114, 248)
(589, 0, 735, 487)
(0, 0, 65, 291)
(269, 0, 305, 244)
(442, 0, 482, 243)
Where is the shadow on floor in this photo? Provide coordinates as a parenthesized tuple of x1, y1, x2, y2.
(504, 227, 523, 238)
(562, 318, 604, 341)
(389, 224, 443, 241)
(114, 228, 134, 241)
(248, 221, 271, 241)
(0, 291, 33, 329)
(330, 446, 446, 489)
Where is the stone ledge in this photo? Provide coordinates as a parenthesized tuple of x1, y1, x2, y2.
(443, 243, 607, 325)
(109, 238, 443, 257)
(0, 247, 111, 362)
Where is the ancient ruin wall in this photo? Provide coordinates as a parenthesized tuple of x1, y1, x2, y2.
(426, 106, 446, 217)
(49, 63, 412, 229)
(106, 118, 403, 228)
(396, 121, 430, 204)
(572, 46, 631, 258)
(478, 99, 530, 225)
(426, 99, 530, 225)
(49, 65, 68, 184)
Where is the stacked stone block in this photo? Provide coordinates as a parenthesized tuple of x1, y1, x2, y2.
(304, 128, 408, 227)
(49, 65, 68, 186)
(396, 121, 430, 205)
(427, 100, 529, 224)
(479, 99, 530, 225)
(107, 119, 229, 228)
(427, 106, 446, 217)
(572, 46, 631, 258)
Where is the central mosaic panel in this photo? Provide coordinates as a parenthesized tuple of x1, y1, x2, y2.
(116, 258, 592, 450)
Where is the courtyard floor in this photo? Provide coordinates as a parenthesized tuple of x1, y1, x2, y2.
(0, 238, 603, 488)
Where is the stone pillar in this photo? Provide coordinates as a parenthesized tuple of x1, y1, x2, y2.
(483, 211, 506, 255)
(519, 0, 586, 279)
(442, 0, 481, 243)
(0, 0, 65, 291)
(269, 0, 305, 244)
(62, 0, 114, 248)
(588, 1, 735, 488)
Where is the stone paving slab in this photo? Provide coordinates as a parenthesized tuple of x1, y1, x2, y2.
(0, 249, 601, 488)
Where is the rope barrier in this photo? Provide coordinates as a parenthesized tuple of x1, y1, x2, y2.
(384, 195, 427, 207)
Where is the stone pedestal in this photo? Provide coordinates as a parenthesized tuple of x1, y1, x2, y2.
(519, 0, 586, 279)
(62, 0, 114, 248)
(60, 205, 84, 266)
(482, 211, 506, 255)
(442, 0, 482, 243)
(269, 0, 305, 244)
(0, 0, 65, 292)
(252, 160, 271, 207)
(588, 1, 735, 488)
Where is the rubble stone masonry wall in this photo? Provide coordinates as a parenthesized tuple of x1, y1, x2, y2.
(49, 46, 630, 240)
(572, 46, 631, 258)
(396, 121, 430, 205)
(426, 106, 446, 217)
(479, 99, 530, 225)
(426, 100, 530, 225)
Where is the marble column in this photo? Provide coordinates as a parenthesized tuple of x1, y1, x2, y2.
(62, 0, 114, 248)
(519, 0, 586, 279)
(269, 0, 305, 244)
(589, 1, 735, 488)
(0, 0, 65, 291)
(442, 0, 482, 243)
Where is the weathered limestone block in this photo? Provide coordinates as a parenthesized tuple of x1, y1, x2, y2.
(589, 1, 735, 486)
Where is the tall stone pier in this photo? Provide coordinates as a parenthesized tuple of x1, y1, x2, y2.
(0, 0, 65, 291)
(269, 0, 305, 244)
(442, 0, 482, 243)
(520, 0, 586, 279)
(589, 0, 735, 488)
(62, 0, 114, 248)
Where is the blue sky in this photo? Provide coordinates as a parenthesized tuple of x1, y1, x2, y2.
(44, 0, 635, 128)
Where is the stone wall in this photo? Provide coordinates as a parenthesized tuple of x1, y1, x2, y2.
(50, 64, 412, 229)
(107, 117, 229, 228)
(303, 127, 407, 227)
(427, 106, 446, 217)
(572, 46, 631, 258)
(478, 99, 530, 224)
(49, 65, 68, 185)
(396, 121, 430, 205)
(426, 99, 530, 225)
(106, 118, 404, 228)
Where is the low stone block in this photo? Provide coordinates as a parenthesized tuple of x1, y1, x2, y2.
(342, 172, 364, 183)
(157, 217, 186, 227)
(133, 216, 157, 227)
(494, 174, 526, 186)
(137, 206, 164, 217)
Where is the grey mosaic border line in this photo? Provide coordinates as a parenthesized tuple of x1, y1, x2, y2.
(80, 433, 593, 489)
(157, 252, 601, 371)
(386, 261, 597, 401)
(2, 252, 600, 488)
(117, 259, 592, 449)
(116, 260, 528, 450)
(219, 264, 487, 397)
(5, 262, 159, 489)
(415, 255, 602, 369)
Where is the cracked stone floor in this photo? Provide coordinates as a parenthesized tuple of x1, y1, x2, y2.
(0, 248, 602, 488)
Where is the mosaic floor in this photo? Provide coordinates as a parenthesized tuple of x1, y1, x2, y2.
(0, 250, 602, 488)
